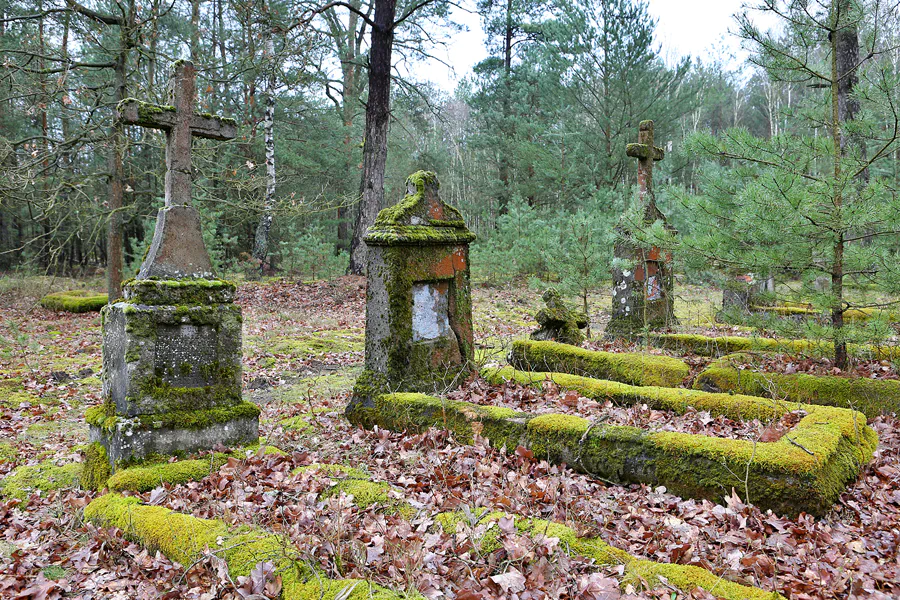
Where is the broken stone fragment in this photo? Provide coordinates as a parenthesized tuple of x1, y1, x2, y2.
(530, 289, 588, 346)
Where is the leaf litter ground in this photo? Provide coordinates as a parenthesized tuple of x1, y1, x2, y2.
(0, 278, 897, 599)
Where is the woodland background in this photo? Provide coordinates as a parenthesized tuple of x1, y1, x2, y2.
(3, 0, 900, 313)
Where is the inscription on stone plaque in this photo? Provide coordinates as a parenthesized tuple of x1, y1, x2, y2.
(155, 324, 218, 386)
(412, 282, 451, 342)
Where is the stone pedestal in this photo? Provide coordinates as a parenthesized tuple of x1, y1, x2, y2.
(607, 237, 677, 338)
(90, 279, 258, 465)
(349, 171, 475, 405)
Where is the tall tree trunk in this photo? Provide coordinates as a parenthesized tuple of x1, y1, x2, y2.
(830, 1, 848, 369)
(252, 29, 276, 275)
(348, 0, 397, 275)
(191, 0, 201, 60)
(106, 1, 133, 300)
(497, 0, 513, 211)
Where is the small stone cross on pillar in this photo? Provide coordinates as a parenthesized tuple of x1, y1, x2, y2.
(606, 120, 677, 338)
(626, 120, 665, 212)
(118, 60, 236, 279)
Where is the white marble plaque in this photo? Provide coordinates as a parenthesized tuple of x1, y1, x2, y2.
(412, 282, 451, 341)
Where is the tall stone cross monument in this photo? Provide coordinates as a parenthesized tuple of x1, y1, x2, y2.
(87, 61, 259, 470)
(118, 60, 236, 279)
(606, 120, 677, 338)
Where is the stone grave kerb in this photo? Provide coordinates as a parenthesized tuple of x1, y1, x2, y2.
(607, 120, 678, 338)
(350, 171, 476, 406)
(90, 61, 257, 469)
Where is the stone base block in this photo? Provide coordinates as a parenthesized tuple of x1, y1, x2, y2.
(89, 406, 259, 465)
(102, 280, 242, 417)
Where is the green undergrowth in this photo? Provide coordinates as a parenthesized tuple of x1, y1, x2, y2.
(39, 290, 108, 313)
(84, 493, 422, 600)
(508, 339, 689, 387)
(695, 353, 900, 418)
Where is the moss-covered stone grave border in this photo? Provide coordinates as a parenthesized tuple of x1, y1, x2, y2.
(81, 459, 782, 600)
(648, 333, 900, 361)
(694, 353, 900, 418)
(508, 339, 689, 388)
(346, 366, 877, 517)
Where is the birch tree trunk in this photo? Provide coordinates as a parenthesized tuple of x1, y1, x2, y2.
(252, 30, 276, 275)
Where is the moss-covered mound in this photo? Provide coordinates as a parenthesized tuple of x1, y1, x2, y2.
(347, 369, 876, 518)
(39, 290, 108, 313)
(84, 494, 419, 600)
(695, 354, 900, 418)
(0, 457, 82, 499)
(508, 339, 689, 388)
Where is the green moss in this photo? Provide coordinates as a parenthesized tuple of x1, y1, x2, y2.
(84, 494, 420, 600)
(509, 339, 690, 388)
(365, 171, 475, 245)
(81, 442, 111, 491)
(107, 455, 228, 492)
(486, 366, 787, 421)
(268, 328, 364, 357)
(0, 442, 16, 463)
(649, 333, 900, 361)
(695, 354, 900, 418)
(294, 463, 414, 517)
(41, 565, 68, 580)
(0, 458, 81, 499)
(39, 290, 107, 313)
(86, 400, 260, 433)
(347, 391, 529, 449)
(124, 278, 236, 305)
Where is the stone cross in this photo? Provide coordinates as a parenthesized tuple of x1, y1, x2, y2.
(626, 120, 664, 210)
(118, 61, 236, 208)
(117, 61, 237, 279)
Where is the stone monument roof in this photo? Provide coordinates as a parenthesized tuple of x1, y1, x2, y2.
(365, 171, 476, 246)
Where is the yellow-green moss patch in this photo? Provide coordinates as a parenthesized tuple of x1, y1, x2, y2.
(509, 339, 689, 388)
(39, 290, 108, 313)
(107, 455, 228, 492)
(0, 458, 82, 499)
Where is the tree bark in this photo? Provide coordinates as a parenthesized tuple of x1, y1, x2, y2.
(348, 0, 396, 275)
(830, 0, 848, 370)
(252, 30, 276, 275)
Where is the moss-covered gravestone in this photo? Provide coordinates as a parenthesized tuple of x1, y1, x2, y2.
(88, 61, 258, 467)
(607, 120, 677, 338)
(348, 171, 476, 409)
(531, 289, 588, 346)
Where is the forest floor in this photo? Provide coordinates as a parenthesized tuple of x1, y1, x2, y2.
(0, 276, 897, 599)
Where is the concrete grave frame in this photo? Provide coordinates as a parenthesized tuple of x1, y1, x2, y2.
(695, 352, 900, 418)
(346, 367, 877, 517)
(351, 171, 476, 402)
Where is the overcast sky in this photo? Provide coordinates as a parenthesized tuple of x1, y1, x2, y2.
(413, 0, 761, 93)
